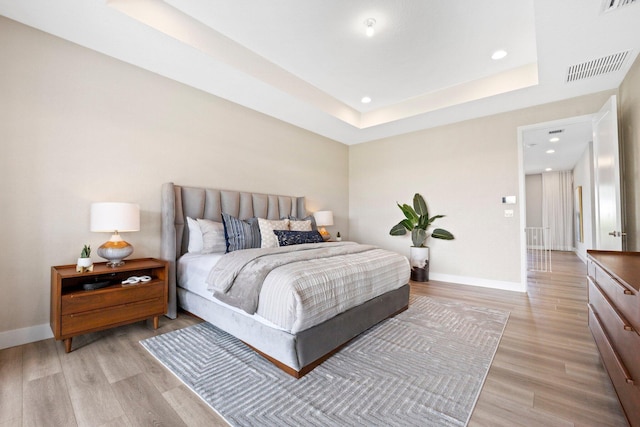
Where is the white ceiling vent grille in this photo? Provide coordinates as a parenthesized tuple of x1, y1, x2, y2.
(566, 51, 630, 82)
(602, 0, 637, 13)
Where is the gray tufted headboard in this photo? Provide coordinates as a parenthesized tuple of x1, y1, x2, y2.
(160, 182, 306, 318)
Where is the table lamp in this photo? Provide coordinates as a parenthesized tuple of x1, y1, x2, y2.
(314, 210, 334, 241)
(90, 202, 140, 267)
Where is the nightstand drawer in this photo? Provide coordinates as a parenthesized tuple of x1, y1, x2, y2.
(61, 281, 164, 315)
(61, 297, 165, 336)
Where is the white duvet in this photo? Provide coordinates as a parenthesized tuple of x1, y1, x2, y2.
(179, 243, 410, 334)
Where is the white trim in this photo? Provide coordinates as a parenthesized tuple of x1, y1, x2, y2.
(429, 273, 526, 293)
(0, 323, 53, 350)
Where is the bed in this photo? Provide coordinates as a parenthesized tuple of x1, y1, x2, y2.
(160, 182, 410, 377)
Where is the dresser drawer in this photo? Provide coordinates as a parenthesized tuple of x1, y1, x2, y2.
(589, 305, 640, 427)
(61, 281, 164, 315)
(61, 297, 165, 337)
(593, 262, 640, 332)
(589, 277, 640, 382)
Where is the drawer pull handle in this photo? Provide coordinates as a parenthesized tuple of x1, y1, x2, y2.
(624, 325, 634, 332)
(623, 289, 633, 295)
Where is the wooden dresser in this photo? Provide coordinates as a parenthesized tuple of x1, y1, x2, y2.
(587, 250, 640, 426)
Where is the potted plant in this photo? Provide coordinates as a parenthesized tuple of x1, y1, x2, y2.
(76, 244, 93, 272)
(389, 193, 454, 282)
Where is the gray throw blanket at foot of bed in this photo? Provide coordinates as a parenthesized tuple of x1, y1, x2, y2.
(206, 242, 377, 314)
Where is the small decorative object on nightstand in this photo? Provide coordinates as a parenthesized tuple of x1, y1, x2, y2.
(76, 244, 93, 273)
(314, 210, 334, 241)
(51, 258, 168, 353)
(336, 232, 342, 241)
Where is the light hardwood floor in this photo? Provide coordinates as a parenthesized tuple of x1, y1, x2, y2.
(0, 251, 628, 426)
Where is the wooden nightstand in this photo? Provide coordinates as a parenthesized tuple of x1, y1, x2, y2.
(50, 258, 168, 352)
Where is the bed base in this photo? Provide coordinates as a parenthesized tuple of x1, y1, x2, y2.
(246, 303, 409, 378)
(177, 284, 410, 378)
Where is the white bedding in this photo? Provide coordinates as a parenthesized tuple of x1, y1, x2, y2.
(177, 253, 287, 331)
(179, 244, 410, 334)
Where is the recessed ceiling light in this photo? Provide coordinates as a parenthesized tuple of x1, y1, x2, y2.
(364, 18, 376, 37)
(491, 50, 507, 60)
(361, 96, 372, 104)
(545, 168, 553, 172)
(546, 149, 555, 154)
(549, 137, 560, 142)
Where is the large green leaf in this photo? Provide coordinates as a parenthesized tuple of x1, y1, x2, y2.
(398, 203, 418, 225)
(432, 228, 454, 240)
(389, 222, 408, 236)
(411, 228, 427, 247)
(417, 214, 429, 230)
(400, 219, 413, 231)
(413, 193, 427, 216)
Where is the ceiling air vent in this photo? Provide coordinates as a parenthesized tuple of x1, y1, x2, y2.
(566, 51, 630, 82)
(602, 0, 637, 13)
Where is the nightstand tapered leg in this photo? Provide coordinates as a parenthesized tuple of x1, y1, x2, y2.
(153, 316, 159, 330)
(64, 338, 72, 353)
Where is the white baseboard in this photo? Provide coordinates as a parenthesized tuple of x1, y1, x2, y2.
(428, 272, 526, 293)
(0, 323, 53, 350)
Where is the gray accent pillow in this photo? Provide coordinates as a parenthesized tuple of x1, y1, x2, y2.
(197, 218, 226, 254)
(221, 213, 261, 252)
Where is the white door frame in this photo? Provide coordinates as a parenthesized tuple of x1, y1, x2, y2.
(517, 114, 595, 292)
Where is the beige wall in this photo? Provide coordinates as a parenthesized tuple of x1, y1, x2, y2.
(620, 54, 640, 251)
(349, 91, 615, 288)
(0, 17, 348, 340)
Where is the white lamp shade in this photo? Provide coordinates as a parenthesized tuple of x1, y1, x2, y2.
(313, 210, 334, 227)
(90, 202, 140, 232)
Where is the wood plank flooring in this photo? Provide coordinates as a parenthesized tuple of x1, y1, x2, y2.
(0, 251, 628, 426)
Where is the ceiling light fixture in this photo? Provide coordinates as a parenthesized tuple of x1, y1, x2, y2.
(549, 137, 560, 142)
(361, 96, 372, 104)
(545, 168, 553, 172)
(364, 18, 376, 37)
(491, 50, 508, 60)
(546, 149, 555, 154)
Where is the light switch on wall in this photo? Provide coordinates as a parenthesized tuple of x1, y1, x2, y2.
(504, 209, 514, 218)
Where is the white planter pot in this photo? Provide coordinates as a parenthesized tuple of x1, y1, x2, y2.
(409, 246, 429, 282)
(77, 257, 93, 268)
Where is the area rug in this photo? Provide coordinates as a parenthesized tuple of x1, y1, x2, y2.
(141, 296, 509, 427)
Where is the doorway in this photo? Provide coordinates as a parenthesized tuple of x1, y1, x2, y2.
(517, 114, 595, 286)
(517, 96, 625, 289)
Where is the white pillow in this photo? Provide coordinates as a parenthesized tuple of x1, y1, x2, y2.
(289, 219, 312, 231)
(197, 218, 227, 254)
(258, 218, 290, 248)
(186, 217, 204, 253)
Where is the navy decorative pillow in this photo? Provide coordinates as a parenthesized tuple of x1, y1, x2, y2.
(273, 230, 324, 246)
(221, 213, 261, 252)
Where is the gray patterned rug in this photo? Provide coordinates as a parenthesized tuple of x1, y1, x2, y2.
(141, 296, 509, 427)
